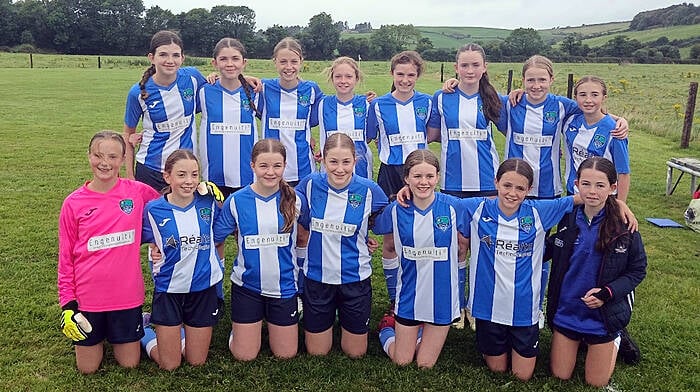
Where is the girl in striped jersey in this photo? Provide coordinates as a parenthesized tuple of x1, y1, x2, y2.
(141, 150, 224, 370)
(199, 38, 260, 199)
(124, 30, 207, 192)
(374, 149, 464, 369)
(297, 133, 388, 358)
(213, 139, 301, 361)
(563, 76, 630, 202)
(459, 158, 635, 381)
(258, 37, 323, 186)
(316, 56, 373, 180)
(426, 43, 502, 329)
(367, 50, 432, 317)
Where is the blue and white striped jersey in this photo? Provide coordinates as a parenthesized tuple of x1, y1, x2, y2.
(198, 81, 259, 189)
(214, 186, 300, 299)
(125, 67, 205, 172)
(367, 92, 432, 165)
(297, 173, 388, 284)
(143, 193, 223, 293)
(460, 196, 574, 326)
(317, 94, 373, 179)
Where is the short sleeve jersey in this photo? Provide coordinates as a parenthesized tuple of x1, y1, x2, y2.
(367, 92, 432, 165)
(427, 88, 499, 192)
(124, 67, 206, 172)
(373, 193, 463, 324)
(500, 93, 580, 197)
(317, 94, 373, 179)
(258, 78, 323, 182)
(214, 186, 300, 299)
(562, 113, 630, 195)
(143, 194, 224, 293)
(297, 173, 388, 284)
(198, 81, 260, 188)
(459, 196, 574, 326)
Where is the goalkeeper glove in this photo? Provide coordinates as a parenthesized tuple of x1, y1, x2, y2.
(197, 181, 225, 203)
(60, 300, 92, 341)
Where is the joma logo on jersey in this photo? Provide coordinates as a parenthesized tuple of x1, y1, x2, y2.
(434, 216, 451, 231)
(348, 194, 363, 208)
(120, 199, 134, 214)
(353, 106, 365, 117)
(544, 111, 558, 123)
(199, 207, 212, 222)
(181, 87, 194, 102)
(593, 134, 607, 148)
(415, 107, 428, 120)
(519, 216, 534, 233)
(298, 94, 310, 107)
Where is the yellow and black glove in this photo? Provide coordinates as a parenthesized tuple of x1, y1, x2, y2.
(60, 300, 92, 341)
(197, 181, 225, 203)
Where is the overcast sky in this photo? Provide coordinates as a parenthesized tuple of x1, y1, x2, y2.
(143, 0, 682, 30)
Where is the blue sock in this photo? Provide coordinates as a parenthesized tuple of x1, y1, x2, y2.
(382, 257, 399, 303)
(458, 261, 467, 310)
(140, 326, 157, 358)
(540, 261, 550, 310)
(296, 247, 307, 294)
(378, 326, 396, 355)
(416, 325, 424, 344)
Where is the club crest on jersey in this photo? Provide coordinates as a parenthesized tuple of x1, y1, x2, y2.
(593, 134, 607, 148)
(519, 216, 534, 233)
(119, 199, 134, 214)
(348, 193, 363, 208)
(165, 235, 178, 248)
(544, 111, 557, 124)
(242, 98, 252, 112)
(478, 104, 484, 113)
(415, 106, 428, 120)
(434, 216, 451, 231)
(480, 234, 493, 247)
(353, 106, 365, 118)
(298, 94, 310, 107)
(199, 207, 212, 222)
(181, 87, 194, 102)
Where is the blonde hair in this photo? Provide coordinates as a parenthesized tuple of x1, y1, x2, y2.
(522, 55, 554, 78)
(272, 37, 303, 60)
(323, 56, 363, 84)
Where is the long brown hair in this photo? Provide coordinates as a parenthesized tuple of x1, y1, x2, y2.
(251, 139, 297, 233)
(577, 157, 626, 251)
(455, 43, 501, 124)
(496, 158, 534, 187)
(212, 37, 260, 117)
(162, 149, 198, 195)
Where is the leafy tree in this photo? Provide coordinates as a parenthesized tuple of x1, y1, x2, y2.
(210, 5, 256, 49)
(98, 0, 145, 54)
(299, 12, 339, 60)
(561, 33, 589, 57)
(369, 24, 420, 60)
(337, 37, 370, 60)
(502, 28, 545, 58)
(690, 43, 700, 60)
(143, 5, 179, 39)
(599, 35, 642, 57)
(0, 0, 19, 46)
(178, 8, 216, 56)
(415, 37, 434, 53)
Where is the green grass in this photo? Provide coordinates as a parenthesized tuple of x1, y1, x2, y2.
(0, 60, 699, 391)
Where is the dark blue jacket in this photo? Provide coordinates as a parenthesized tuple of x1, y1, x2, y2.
(546, 206, 647, 333)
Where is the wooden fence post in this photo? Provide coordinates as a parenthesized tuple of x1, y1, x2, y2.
(98, 56, 101, 69)
(440, 63, 444, 82)
(507, 69, 513, 94)
(30, 53, 33, 69)
(567, 73, 574, 99)
(681, 81, 698, 149)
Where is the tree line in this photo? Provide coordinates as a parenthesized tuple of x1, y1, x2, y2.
(0, 0, 697, 63)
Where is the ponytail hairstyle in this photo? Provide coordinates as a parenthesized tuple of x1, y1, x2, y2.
(162, 149, 199, 195)
(496, 158, 534, 187)
(88, 130, 126, 157)
(455, 43, 501, 124)
(577, 157, 626, 251)
(140, 30, 184, 100)
(390, 50, 425, 93)
(212, 37, 260, 117)
(272, 37, 303, 60)
(403, 149, 440, 180)
(323, 56, 363, 85)
(251, 139, 296, 233)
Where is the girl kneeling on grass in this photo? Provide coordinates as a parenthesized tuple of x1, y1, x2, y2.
(213, 139, 302, 361)
(140, 149, 225, 370)
(374, 149, 464, 369)
(58, 131, 159, 374)
(546, 157, 646, 387)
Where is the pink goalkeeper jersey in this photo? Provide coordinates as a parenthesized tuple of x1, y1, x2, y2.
(58, 178, 159, 312)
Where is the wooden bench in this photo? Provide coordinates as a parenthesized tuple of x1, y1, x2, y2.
(666, 157, 700, 196)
